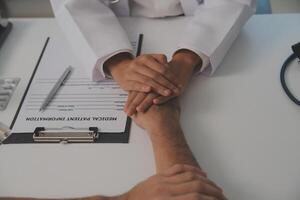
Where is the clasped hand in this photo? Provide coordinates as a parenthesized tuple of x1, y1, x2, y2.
(105, 50, 201, 116)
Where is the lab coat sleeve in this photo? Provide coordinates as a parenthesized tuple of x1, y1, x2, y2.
(50, 0, 133, 81)
(178, 0, 256, 75)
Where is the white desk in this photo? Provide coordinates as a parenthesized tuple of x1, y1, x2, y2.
(1, 14, 300, 200)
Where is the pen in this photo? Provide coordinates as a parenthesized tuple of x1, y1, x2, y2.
(40, 66, 73, 111)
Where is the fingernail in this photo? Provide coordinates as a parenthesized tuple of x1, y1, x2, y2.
(153, 99, 159, 104)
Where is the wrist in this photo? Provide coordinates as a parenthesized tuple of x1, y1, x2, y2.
(172, 49, 202, 72)
(104, 52, 133, 77)
(148, 121, 182, 141)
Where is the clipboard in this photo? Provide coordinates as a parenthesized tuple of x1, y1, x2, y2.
(3, 34, 144, 144)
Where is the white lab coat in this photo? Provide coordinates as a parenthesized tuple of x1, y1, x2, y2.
(50, 0, 256, 81)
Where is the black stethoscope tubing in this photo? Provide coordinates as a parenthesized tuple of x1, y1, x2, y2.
(280, 53, 300, 106)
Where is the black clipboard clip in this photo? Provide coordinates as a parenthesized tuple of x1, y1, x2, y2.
(33, 127, 99, 143)
(0, 21, 12, 49)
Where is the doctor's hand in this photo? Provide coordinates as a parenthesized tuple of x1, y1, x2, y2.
(152, 49, 202, 104)
(120, 164, 226, 200)
(104, 53, 181, 96)
(124, 50, 202, 115)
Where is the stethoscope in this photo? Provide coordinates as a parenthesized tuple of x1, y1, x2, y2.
(280, 42, 300, 106)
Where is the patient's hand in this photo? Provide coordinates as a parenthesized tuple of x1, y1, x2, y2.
(121, 164, 226, 200)
(0, 165, 225, 200)
(132, 98, 180, 136)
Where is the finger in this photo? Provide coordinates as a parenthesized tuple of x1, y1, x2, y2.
(129, 72, 172, 96)
(164, 171, 209, 185)
(127, 92, 147, 116)
(151, 54, 168, 65)
(135, 65, 180, 94)
(122, 81, 151, 93)
(174, 193, 219, 200)
(124, 91, 138, 112)
(170, 173, 223, 192)
(163, 164, 205, 177)
(172, 180, 226, 200)
(153, 95, 175, 105)
(143, 56, 180, 85)
(136, 93, 158, 112)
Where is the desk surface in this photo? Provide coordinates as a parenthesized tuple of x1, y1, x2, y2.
(1, 14, 300, 200)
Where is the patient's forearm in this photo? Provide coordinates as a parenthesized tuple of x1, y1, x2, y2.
(0, 197, 107, 200)
(0, 195, 126, 200)
(149, 123, 199, 173)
